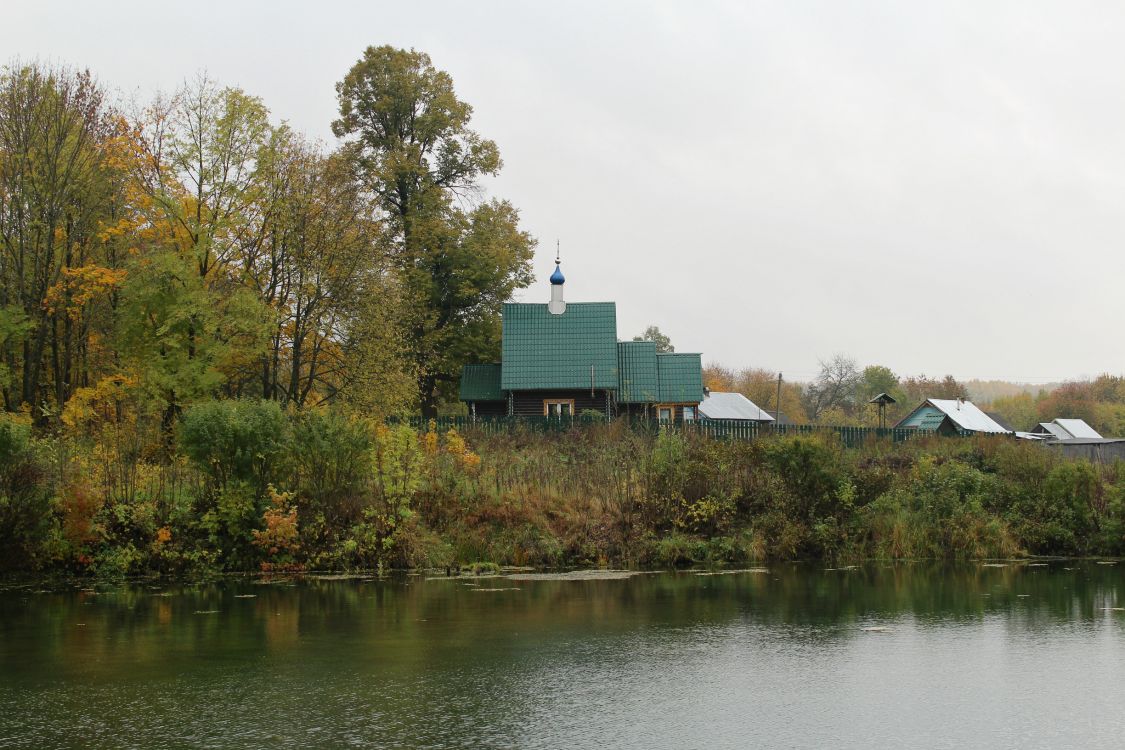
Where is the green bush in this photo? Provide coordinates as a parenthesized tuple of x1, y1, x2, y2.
(0, 417, 55, 571)
(179, 399, 288, 493)
(288, 408, 372, 537)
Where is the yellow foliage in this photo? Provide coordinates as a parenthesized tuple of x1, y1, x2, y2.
(61, 373, 139, 430)
(444, 428, 480, 472)
(252, 486, 300, 559)
(422, 421, 439, 454)
(44, 264, 127, 320)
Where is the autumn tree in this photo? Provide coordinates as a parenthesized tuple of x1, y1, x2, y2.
(332, 45, 534, 415)
(987, 392, 1039, 432)
(0, 63, 129, 415)
(702, 364, 736, 392)
(901, 374, 969, 404)
(237, 128, 412, 409)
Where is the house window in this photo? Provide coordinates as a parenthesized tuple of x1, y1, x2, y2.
(656, 405, 675, 423)
(683, 406, 696, 422)
(543, 399, 575, 417)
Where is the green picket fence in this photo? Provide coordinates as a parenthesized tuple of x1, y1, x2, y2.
(397, 415, 967, 446)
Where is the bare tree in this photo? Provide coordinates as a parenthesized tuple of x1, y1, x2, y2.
(804, 354, 861, 421)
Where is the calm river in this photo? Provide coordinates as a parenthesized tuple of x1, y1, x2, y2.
(1, 562, 1123, 749)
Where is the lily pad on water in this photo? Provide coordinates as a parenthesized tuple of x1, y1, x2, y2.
(471, 587, 521, 592)
(193, 610, 220, 614)
(693, 569, 769, 576)
(233, 594, 256, 599)
(506, 570, 640, 581)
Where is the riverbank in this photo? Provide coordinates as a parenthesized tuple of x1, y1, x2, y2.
(2, 405, 1123, 578)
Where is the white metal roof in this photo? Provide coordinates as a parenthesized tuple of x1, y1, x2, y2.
(699, 391, 775, 421)
(927, 399, 1010, 433)
(1052, 418, 1102, 439)
(1036, 422, 1071, 439)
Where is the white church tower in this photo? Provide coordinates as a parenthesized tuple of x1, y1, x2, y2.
(547, 252, 566, 315)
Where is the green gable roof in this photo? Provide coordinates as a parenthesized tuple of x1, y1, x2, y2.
(617, 345, 703, 404)
(897, 404, 947, 431)
(500, 302, 619, 391)
(617, 341, 659, 403)
(656, 353, 704, 403)
(459, 364, 503, 401)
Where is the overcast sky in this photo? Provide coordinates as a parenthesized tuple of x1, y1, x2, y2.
(5, 1, 1123, 383)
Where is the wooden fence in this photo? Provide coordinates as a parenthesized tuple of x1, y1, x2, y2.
(398, 416, 967, 447)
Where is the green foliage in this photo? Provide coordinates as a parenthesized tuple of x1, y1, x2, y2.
(288, 409, 372, 537)
(633, 325, 674, 353)
(6, 405, 1125, 576)
(763, 436, 843, 519)
(0, 416, 54, 570)
(117, 250, 270, 416)
(178, 399, 287, 493)
(333, 45, 534, 415)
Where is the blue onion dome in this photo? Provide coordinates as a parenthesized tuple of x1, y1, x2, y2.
(549, 261, 565, 285)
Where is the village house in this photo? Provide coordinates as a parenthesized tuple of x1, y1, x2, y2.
(459, 259, 704, 421)
(894, 398, 1010, 435)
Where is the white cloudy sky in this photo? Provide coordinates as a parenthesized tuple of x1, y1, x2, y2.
(5, 0, 1124, 383)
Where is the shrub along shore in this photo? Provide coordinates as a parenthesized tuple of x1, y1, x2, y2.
(1, 401, 1122, 578)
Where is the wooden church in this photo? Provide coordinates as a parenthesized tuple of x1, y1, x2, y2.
(459, 258, 704, 422)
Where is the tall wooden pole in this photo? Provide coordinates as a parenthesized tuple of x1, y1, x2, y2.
(776, 372, 783, 426)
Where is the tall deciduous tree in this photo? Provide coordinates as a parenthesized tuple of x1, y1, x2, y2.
(804, 354, 861, 421)
(634, 325, 674, 353)
(0, 63, 126, 415)
(332, 45, 534, 415)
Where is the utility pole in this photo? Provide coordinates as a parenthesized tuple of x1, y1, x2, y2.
(775, 372, 783, 427)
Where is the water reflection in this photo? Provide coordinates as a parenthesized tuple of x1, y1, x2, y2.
(1, 562, 1123, 749)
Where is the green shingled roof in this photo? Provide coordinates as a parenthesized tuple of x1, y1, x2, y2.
(617, 341, 660, 403)
(617, 345, 703, 404)
(656, 353, 704, 403)
(459, 363, 504, 401)
(500, 303, 619, 391)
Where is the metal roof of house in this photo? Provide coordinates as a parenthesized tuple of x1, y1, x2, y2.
(1035, 422, 1072, 440)
(915, 411, 948, 431)
(617, 341, 660, 403)
(896, 399, 1010, 433)
(699, 391, 775, 421)
(926, 399, 1010, 433)
(459, 364, 504, 402)
(500, 302, 619, 391)
(656, 353, 704, 403)
(1052, 418, 1102, 439)
(1046, 437, 1125, 445)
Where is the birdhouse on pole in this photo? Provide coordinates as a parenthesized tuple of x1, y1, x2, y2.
(869, 392, 897, 429)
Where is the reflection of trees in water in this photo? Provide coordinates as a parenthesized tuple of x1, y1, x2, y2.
(1, 565, 1122, 683)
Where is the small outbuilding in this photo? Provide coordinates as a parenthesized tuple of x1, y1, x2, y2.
(1031, 419, 1103, 440)
(698, 391, 775, 422)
